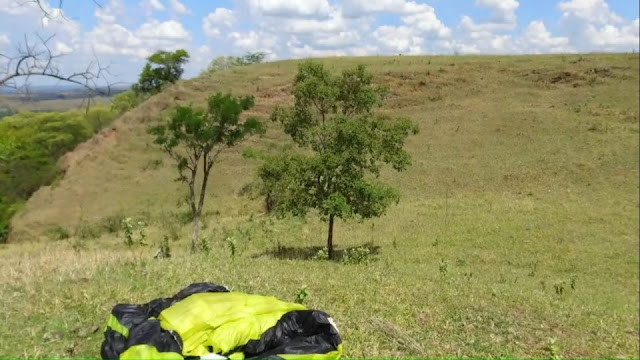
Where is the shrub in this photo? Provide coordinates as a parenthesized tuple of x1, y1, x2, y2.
(155, 235, 171, 259)
(76, 222, 101, 240)
(294, 286, 310, 304)
(48, 225, 70, 241)
(341, 247, 372, 265)
(312, 247, 329, 261)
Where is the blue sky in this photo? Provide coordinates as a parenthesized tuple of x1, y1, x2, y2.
(0, 0, 638, 85)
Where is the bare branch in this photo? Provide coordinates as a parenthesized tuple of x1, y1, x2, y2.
(1, 33, 112, 99)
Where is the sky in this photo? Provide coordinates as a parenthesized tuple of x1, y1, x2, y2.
(0, 0, 638, 86)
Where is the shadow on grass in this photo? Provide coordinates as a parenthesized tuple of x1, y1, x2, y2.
(253, 243, 381, 261)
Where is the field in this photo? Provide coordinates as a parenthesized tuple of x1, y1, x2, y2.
(0, 54, 638, 358)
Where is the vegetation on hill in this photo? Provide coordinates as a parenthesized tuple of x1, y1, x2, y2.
(0, 54, 638, 358)
(0, 106, 119, 242)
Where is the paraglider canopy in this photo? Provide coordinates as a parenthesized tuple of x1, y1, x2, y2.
(101, 283, 343, 359)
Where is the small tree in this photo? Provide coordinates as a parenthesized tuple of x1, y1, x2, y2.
(133, 49, 190, 95)
(259, 61, 418, 259)
(149, 93, 264, 252)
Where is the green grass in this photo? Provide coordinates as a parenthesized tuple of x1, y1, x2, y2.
(0, 53, 638, 358)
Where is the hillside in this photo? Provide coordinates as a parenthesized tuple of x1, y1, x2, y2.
(1, 54, 638, 358)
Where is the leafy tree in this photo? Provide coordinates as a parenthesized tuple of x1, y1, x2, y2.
(259, 61, 418, 259)
(149, 93, 265, 252)
(203, 56, 244, 74)
(241, 52, 266, 65)
(133, 49, 190, 95)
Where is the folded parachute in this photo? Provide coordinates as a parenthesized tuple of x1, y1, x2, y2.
(101, 283, 343, 359)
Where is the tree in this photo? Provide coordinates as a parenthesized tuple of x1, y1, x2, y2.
(259, 61, 418, 259)
(132, 49, 189, 95)
(202, 52, 266, 75)
(149, 93, 264, 252)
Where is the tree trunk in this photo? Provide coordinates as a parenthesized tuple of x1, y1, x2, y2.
(327, 214, 335, 260)
(191, 212, 200, 253)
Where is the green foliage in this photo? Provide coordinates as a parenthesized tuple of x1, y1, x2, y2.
(294, 285, 310, 304)
(202, 52, 266, 75)
(155, 235, 171, 259)
(111, 90, 140, 115)
(48, 225, 70, 241)
(225, 235, 238, 258)
(121, 217, 147, 247)
(258, 61, 418, 257)
(0, 108, 15, 120)
(0, 108, 118, 241)
(341, 246, 372, 265)
(149, 93, 264, 251)
(312, 247, 330, 261)
(85, 106, 118, 133)
(133, 49, 190, 95)
(75, 221, 102, 240)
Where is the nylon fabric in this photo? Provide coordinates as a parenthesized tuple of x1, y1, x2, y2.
(101, 283, 342, 359)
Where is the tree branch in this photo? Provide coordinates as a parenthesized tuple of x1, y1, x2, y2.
(1, 33, 112, 100)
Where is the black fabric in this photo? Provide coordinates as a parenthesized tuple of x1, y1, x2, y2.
(101, 283, 342, 359)
(101, 282, 229, 359)
(125, 319, 183, 354)
(101, 329, 127, 359)
(240, 310, 342, 359)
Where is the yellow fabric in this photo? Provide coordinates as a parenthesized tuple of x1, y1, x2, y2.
(158, 292, 307, 357)
(279, 345, 344, 360)
(120, 345, 183, 359)
(227, 352, 245, 360)
(107, 313, 130, 337)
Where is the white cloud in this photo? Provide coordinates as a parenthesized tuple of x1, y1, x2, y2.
(95, 0, 126, 24)
(87, 19, 191, 58)
(583, 19, 640, 48)
(246, 0, 332, 18)
(148, 0, 165, 12)
(476, 0, 519, 24)
(54, 41, 73, 55)
(461, 0, 519, 34)
(138, 19, 190, 40)
(372, 25, 423, 54)
(169, 0, 190, 15)
(0, 33, 9, 51)
(402, 6, 451, 37)
(203, 8, 237, 37)
(228, 30, 279, 54)
(557, 0, 638, 51)
(558, 0, 622, 25)
(523, 21, 571, 50)
(314, 31, 361, 48)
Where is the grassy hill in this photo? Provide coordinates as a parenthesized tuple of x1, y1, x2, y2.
(0, 54, 638, 358)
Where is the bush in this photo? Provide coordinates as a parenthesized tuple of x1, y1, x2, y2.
(75, 221, 102, 240)
(102, 214, 125, 234)
(312, 247, 329, 261)
(48, 225, 70, 241)
(341, 246, 372, 265)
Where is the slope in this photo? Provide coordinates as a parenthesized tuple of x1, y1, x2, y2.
(0, 54, 638, 358)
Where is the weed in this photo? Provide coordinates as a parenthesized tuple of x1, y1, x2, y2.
(225, 236, 238, 258)
(154, 235, 171, 259)
(312, 247, 329, 261)
(102, 214, 124, 234)
(439, 260, 448, 277)
(121, 218, 147, 247)
(294, 286, 310, 304)
(198, 236, 212, 254)
(48, 225, 70, 241)
(341, 246, 372, 265)
(75, 222, 101, 240)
